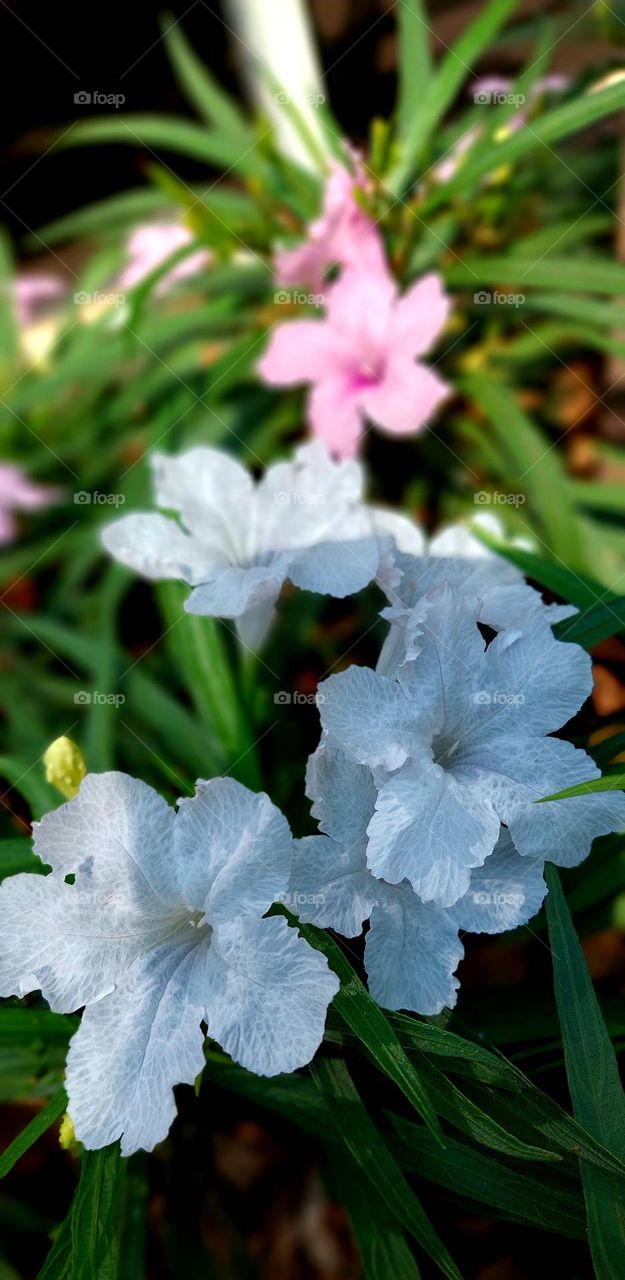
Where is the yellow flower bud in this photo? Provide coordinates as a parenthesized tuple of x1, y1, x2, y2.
(43, 737, 86, 800)
(59, 1113, 75, 1150)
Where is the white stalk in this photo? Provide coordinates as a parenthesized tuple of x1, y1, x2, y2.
(224, 0, 331, 170)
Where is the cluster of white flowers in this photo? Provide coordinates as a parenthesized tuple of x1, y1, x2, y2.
(2, 441, 623, 1155)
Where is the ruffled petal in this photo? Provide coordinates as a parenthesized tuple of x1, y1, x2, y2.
(364, 885, 462, 1014)
(450, 830, 547, 933)
(0, 873, 169, 1012)
(477, 623, 593, 740)
(288, 833, 377, 936)
(203, 916, 339, 1075)
(66, 933, 207, 1154)
(173, 778, 293, 921)
(32, 773, 180, 910)
(318, 666, 421, 771)
(367, 761, 500, 906)
(306, 742, 376, 846)
(184, 561, 288, 620)
(101, 514, 210, 587)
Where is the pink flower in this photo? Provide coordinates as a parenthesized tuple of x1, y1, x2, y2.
(275, 159, 385, 293)
(14, 275, 63, 328)
(258, 266, 450, 458)
(119, 224, 210, 293)
(0, 464, 60, 544)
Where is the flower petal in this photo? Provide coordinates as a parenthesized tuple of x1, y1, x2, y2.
(0, 873, 167, 1012)
(288, 834, 377, 936)
(389, 273, 450, 357)
(151, 448, 253, 554)
(203, 916, 339, 1075)
(477, 623, 592, 739)
(66, 934, 207, 1154)
(306, 741, 376, 846)
(307, 377, 364, 458)
(450, 829, 547, 933)
(257, 320, 345, 385)
(32, 773, 180, 910)
(184, 561, 288, 620)
(367, 761, 500, 906)
(364, 885, 462, 1014)
(359, 359, 449, 438)
(101, 514, 209, 586)
(318, 666, 421, 771)
(173, 778, 293, 921)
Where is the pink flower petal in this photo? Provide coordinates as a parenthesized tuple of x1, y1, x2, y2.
(308, 378, 363, 458)
(390, 273, 450, 357)
(359, 359, 449, 438)
(326, 266, 396, 349)
(258, 321, 345, 386)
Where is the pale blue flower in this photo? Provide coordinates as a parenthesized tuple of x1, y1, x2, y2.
(317, 584, 625, 908)
(102, 441, 379, 649)
(289, 743, 547, 1013)
(0, 772, 338, 1154)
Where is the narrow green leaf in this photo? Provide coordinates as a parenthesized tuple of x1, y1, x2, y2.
(470, 528, 611, 610)
(546, 865, 625, 1277)
(554, 597, 625, 649)
(162, 15, 251, 137)
(539, 776, 625, 802)
(291, 915, 443, 1143)
(312, 1058, 461, 1280)
(70, 1146, 125, 1280)
(0, 838, 46, 880)
(397, 0, 431, 136)
(328, 1144, 421, 1279)
(446, 255, 625, 294)
(389, 0, 517, 192)
(0, 1090, 67, 1179)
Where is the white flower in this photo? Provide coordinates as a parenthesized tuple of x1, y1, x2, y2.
(289, 743, 547, 1014)
(316, 584, 625, 908)
(0, 773, 338, 1154)
(102, 441, 379, 649)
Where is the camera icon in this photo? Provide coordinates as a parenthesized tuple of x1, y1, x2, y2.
(473, 690, 491, 705)
(74, 690, 92, 705)
(473, 90, 492, 104)
(74, 491, 92, 505)
(474, 290, 492, 305)
(274, 290, 291, 304)
(74, 91, 92, 105)
(273, 91, 290, 105)
(474, 491, 491, 505)
(274, 691, 292, 705)
(73, 291, 91, 305)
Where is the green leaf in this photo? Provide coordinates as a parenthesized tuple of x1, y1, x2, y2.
(60, 115, 265, 177)
(328, 1144, 421, 1279)
(396, 0, 431, 136)
(469, 528, 610, 610)
(389, 0, 518, 192)
(0, 838, 46, 880)
(312, 1057, 461, 1280)
(33, 188, 173, 246)
(162, 15, 251, 138)
(446, 255, 625, 294)
(539, 775, 625, 802)
(545, 865, 625, 1278)
(70, 1147, 125, 1280)
(460, 375, 585, 568)
(0, 1090, 67, 1179)
(291, 915, 443, 1143)
(553, 597, 625, 649)
(0, 754, 58, 820)
(388, 1118, 585, 1239)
